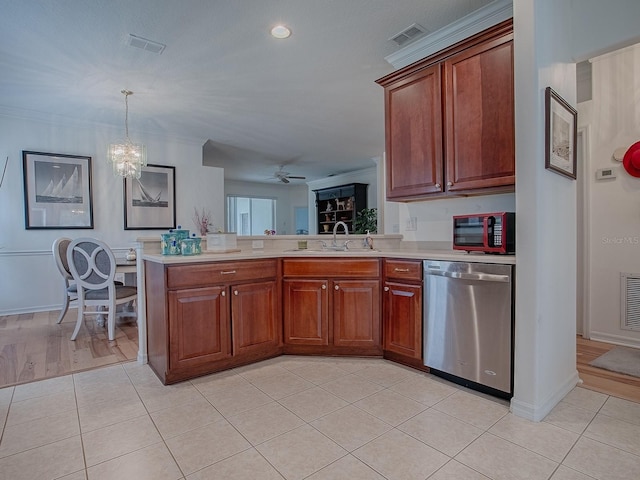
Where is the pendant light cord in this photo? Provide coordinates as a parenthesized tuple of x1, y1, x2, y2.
(122, 89, 133, 142)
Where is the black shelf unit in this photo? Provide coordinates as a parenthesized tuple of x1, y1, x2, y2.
(314, 183, 368, 234)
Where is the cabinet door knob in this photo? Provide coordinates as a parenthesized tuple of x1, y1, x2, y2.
(435, 183, 441, 189)
(334, 285, 339, 290)
(384, 286, 390, 292)
(234, 290, 238, 296)
(220, 270, 236, 275)
(321, 284, 327, 290)
(447, 181, 453, 187)
(221, 291, 226, 297)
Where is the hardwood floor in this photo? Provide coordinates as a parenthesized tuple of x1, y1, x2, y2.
(0, 309, 138, 389)
(576, 335, 640, 403)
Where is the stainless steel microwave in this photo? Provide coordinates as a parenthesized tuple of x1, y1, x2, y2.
(453, 212, 515, 254)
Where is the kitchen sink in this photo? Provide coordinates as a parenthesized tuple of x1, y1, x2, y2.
(283, 248, 380, 255)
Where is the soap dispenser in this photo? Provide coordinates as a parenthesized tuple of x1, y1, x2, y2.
(364, 230, 373, 249)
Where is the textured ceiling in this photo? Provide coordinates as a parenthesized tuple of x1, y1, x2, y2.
(0, 0, 494, 183)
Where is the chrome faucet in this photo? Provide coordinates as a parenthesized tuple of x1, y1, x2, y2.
(332, 221, 350, 250)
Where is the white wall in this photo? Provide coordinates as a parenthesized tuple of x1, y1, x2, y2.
(509, 0, 640, 421)
(383, 194, 515, 245)
(0, 112, 224, 314)
(509, 0, 580, 421)
(580, 44, 640, 346)
(224, 180, 308, 235)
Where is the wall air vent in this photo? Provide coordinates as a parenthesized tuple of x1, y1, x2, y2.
(621, 273, 640, 331)
(389, 23, 427, 46)
(128, 34, 166, 54)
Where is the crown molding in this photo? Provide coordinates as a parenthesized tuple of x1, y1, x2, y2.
(384, 0, 513, 70)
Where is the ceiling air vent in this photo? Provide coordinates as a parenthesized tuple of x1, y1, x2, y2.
(389, 23, 427, 46)
(128, 34, 166, 54)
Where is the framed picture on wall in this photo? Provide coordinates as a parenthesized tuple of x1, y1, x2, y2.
(124, 164, 176, 230)
(22, 151, 94, 229)
(545, 86, 577, 179)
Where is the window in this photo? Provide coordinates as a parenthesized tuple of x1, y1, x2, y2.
(227, 195, 276, 235)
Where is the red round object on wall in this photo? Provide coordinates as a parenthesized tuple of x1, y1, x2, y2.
(623, 141, 640, 177)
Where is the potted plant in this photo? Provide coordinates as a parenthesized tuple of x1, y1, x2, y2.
(354, 208, 377, 234)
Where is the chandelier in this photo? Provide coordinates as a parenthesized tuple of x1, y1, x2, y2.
(108, 89, 147, 179)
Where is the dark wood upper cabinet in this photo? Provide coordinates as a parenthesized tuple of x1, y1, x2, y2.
(385, 63, 443, 199)
(444, 32, 515, 192)
(377, 19, 514, 201)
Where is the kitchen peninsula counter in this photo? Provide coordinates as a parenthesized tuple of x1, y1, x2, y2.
(134, 235, 515, 382)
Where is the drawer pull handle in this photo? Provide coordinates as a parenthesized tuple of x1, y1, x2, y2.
(447, 181, 453, 187)
(435, 183, 441, 189)
(221, 291, 226, 297)
(384, 286, 390, 292)
(321, 284, 327, 290)
(234, 290, 238, 296)
(220, 270, 237, 275)
(394, 268, 410, 272)
(334, 285, 339, 290)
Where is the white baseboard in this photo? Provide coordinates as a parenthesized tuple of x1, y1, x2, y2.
(588, 331, 640, 349)
(510, 370, 580, 422)
(0, 304, 62, 316)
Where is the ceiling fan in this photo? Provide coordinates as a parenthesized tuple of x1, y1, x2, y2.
(273, 165, 306, 184)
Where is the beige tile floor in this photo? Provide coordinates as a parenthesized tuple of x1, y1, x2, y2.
(1, 356, 639, 480)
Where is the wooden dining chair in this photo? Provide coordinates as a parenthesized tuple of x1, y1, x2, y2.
(52, 237, 77, 324)
(66, 237, 138, 341)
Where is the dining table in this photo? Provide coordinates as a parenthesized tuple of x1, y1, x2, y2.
(116, 257, 137, 286)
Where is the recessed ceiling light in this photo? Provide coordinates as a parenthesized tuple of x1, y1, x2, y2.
(270, 25, 291, 39)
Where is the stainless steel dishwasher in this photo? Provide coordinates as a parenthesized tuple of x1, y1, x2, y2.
(423, 260, 514, 397)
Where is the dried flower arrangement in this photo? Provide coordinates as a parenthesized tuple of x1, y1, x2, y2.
(193, 207, 213, 236)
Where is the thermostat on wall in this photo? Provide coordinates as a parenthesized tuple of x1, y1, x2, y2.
(596, 167, 617, 180)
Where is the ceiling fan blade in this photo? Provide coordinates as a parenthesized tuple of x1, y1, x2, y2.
(287, 175, 306, 179)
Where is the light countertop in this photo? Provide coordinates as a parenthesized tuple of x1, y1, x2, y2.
(142, 248, 516, 265)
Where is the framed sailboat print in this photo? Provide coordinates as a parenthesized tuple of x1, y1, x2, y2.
(124, 164, 176, 230)
(22, 151, 94, 229)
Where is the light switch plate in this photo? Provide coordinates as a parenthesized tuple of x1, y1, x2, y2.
(596, 167, 617, 180)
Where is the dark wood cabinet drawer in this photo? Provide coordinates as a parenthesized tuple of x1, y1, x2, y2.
(167, 259, 277, 289)
(384, 259, 422, 282)
(282, 258, 380, 278)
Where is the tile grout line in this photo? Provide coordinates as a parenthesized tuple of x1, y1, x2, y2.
(71, 371, 89, 479)
(123, 363, 191, 480)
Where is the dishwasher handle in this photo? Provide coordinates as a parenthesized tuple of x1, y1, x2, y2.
(425, 269, 510, 283)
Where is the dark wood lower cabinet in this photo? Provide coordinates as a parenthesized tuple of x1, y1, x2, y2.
(383, 281, 421, 358)
(333, 279, 380, 349)
(283, 279, 329, 346)
(382, 259, 426, 370)
(145, 259, 281, 384)
(145, 256, 429, 384)
(168, 286, 230, 370)
(282, 259, 382, 356)
(231, 280, 279, 356)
